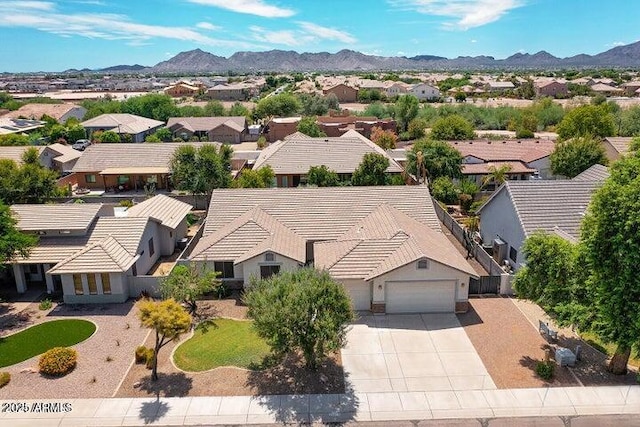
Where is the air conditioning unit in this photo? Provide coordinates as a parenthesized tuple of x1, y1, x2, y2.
(492, 238, 508, 264)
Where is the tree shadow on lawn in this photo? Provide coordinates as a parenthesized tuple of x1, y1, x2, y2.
(245, 352, 359, 424)
(137, 372, 194, 398)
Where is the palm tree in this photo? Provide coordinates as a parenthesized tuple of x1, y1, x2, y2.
(481, 164, 512, 189)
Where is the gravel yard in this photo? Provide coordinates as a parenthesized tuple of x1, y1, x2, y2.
(0, 301, 149, 399)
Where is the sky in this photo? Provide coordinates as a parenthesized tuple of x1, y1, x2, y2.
(1, 0, 639, 72)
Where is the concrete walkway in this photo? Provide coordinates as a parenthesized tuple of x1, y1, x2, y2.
(1, 386, 638, 425)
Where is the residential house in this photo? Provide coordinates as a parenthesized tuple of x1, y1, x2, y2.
(621, 81, 640, 96)
(384, 82, 410, 98)
(81, 113, 164, 143)
(264, 117, 301, 142)
(8, 196, 192, 303)
(1, 103, 87, 123)
(484, 81, 515, 93)
(323, 84, 358, 103)
(251, 130, 405, 187)
(0, 143, 81, 173)
(316, 114, 396, 138)
(602, 137, 634, 162)
(448, 139, 557, 186)
(409, 83, 441, 101)
(166, 116, 248, 144)
(590, 83, 623, 97)
(206, 84, 249, 101)
(163, 81, 203, 97)
(187, 186, 477, 313)
(533, 80, 568, 98)
(476, 167, 607, 270)
(0, 117, 45, 136)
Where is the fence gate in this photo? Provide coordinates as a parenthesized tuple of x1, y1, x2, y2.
(469, 276, 500, 295)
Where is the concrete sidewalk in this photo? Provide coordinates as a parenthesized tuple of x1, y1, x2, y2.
(1, 386, 638, 425)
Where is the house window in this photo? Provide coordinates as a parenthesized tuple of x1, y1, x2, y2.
(265, 252, 275, 262)
(213, 261, 234, 279)
(117, 175, 129, 185)
(73, 274, 83, 295)
(87, 274, 97, 295)
(281, 176, 288, 187)
(85, 174, 96, 183)
(510, 247, 518, 263)
(260, 265, 280, 279)
(417, 259, 429, 269)
(101, 273, 111, 294)
(148, 238, 155, 257)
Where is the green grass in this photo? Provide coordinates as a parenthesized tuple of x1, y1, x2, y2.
(0, 319, 96, 368)
(173, 318, 271, 372)
(580, 331, 640, 368)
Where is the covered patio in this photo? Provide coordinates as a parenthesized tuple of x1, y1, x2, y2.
(98, 166, 171, 192)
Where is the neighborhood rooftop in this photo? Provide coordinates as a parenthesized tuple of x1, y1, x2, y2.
(125, 194, 192, 229)
(80, 113, 164, 134)
(11, 203, 103, 232)
(448, 139, 555, 163)
(572, 164, 610, 182)
(166, 116, 246, 133)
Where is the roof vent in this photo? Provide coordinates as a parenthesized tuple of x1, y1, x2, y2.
(502, 141, 506, 144)
(487, 141, 491, 144)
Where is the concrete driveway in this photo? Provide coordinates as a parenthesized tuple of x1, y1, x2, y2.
(342, 314, 496, 393)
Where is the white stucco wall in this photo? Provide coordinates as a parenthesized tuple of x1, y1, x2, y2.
(61, 272, 128, 303)
(134, 221, 162, 275)
(240, 252, 301, 286)
(529, 156, 552, 179)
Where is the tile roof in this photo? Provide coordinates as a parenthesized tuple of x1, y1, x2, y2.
(480, 180, 604, 240)
(166, 116, 246, 134)
(46, 143, 82, 164)
(80, 114, 164, 135)
(253, 132, 404, 174)
(2, 103, 85, 122)
(604, 137, 633, 156)
(190, 207, 306, 263)
(20, 236, 89, 264)
(449, 139, 555, 163)
(72, 142, 219, 172)
(572, 164, 610, 182)
(0, 146, 44, 163)
(126, 194, 192, 230)
(203, 186, 442, 240)
(462, 161, 536, 175)
(0, 118, 46, 135)
(11, 203, 103, 233)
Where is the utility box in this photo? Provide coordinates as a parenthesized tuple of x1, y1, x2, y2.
(555, 347, 576, 367)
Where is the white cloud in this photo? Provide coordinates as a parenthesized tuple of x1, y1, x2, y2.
(186, 0, 294, 18)
(196, 22, 220, 31)
(611, 41, 625, 47)
(297, 22, 356, 44)
(389, 0, 525, 30)
(250, 26, 303, 46)
(471, 39, 477, 43)
(0, 1, 253, 48)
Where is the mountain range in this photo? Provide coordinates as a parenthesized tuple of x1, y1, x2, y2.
(96, 41, 640, 73)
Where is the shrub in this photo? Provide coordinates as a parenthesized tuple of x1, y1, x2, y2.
(535, 360, 555, 381)
(431, 176, 458, 204)
(515, 128, 535, 138)
(38, 298, 52, 311)
(135, 346, 147, 364)
(145, 348, 155, 369)
(119, 200, 133, 208)
(0, 372, 10, 388)
(469, 197, 489, 214)
(39, 347, 77, 376)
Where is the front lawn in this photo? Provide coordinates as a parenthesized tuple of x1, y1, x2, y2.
(173, 318, 270, 371)
(0, 319, 96, 367)
(580, 331, 640, 368)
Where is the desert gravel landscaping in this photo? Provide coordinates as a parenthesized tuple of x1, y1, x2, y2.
(0, 301, 149, 399)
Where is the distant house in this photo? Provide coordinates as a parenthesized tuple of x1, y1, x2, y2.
(206, 84, 249, 101)
(166, 116, 248, 144)
(534, 81, 568, 98)
(602, 137, 634, 162)
(9, 195, 192, 303)
(0, 117, 46, 136)
(448, 139, 557, 186)
(621, 81, 640, 96)
(590, 83, 623, 97)
(163, 81, 203, 97)
(476, 168, 607, 270)
(316, 114, 396, 138)
(2, 103, 87, 124)
(251, 130, 405, 187)
(484, 81, 515, 93)
(322, 83, 358, 103)
(0, 143, 81, 173)
(385, 82, 410, 98)
(80, 113, 164, 143)
(408, 83, 440, 101)
(187, 186, 476, 313)
(264, 117, 301, 143)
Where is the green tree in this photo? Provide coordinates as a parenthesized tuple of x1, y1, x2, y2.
(170, 144, 232, 204)
(361, 102, 388, 119)
(556, 104, 615, 140)
(481, 164, 512, 189)
(430, 115, 475, 140)
(0, 134, 30, 146)
(406, 139, 463, 184)
(352, 153, 390, 186)
(152, 127, 173, 142)
(160, 263, 221, 316)
(393, 95, 419, 133)
(550, 136, 609, 178)
(581, 154, 640, 374)
(370, 126, 398, 149)
(66, 125, 86, 143)
(204, 100, 225, 116)
(0, 202, 37, 265)
(307, 165, 340, 187)
(137, 298, 191, 381)
(431, 177, 458, 204)
(255, 93, 301, 119)
(297, 116, 326, 137)
(407, 118, 428, 139)
(0, 149, 58, 204)
(97, 131, 121, 143)
(228, 102, 250, 119)
(121, 93, 179, 122)
(244, 268, 355, 369)
(236, 165, 275, 188)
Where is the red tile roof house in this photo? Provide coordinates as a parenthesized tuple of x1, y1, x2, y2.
(2, 103, 87, 124)
(533, 80, 568, 98)
(316, 114, 396, 138)
(322, 83, 359, 103)
(448, 139, 557, 188)
(187, 186, 477, 313)
(166, 116, 248, 144)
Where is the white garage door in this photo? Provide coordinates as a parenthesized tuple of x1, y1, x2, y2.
(386, 281, 456, 313)
(343, 282, 371, 311)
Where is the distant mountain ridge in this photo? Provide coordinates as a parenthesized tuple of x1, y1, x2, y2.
(97, 41, 640, 73)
